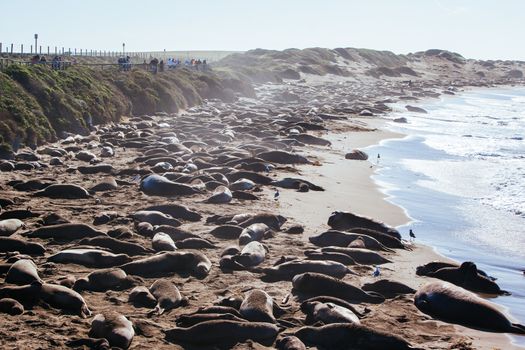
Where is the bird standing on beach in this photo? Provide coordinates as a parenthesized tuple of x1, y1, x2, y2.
(274, 189, 280, 201)
(373, 266, 381, 277)
(409, 229, 416, 242)
(377, 153, 381, 164)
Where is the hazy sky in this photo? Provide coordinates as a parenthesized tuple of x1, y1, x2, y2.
(1, 0, 523, 60)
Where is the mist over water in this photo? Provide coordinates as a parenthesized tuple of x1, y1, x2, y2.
(365, 86, 525, 346)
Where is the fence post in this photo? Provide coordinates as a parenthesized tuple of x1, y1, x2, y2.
(21, 44, 24, 54)
(75, 48, 77, 55)
(55, 46, 57, 55)
(68, 48, 71, 56)
(31, 44, 33, 54)
(47, 46, 50, 55)
(0, 43, 2, 54)
(39, 46, 42, 54)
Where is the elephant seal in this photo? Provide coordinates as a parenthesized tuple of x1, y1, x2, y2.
(239, 223, 270, 245)
(276, 336, 307, 350)
(79, 236, 151, 256)
(90, 177, 118, 192)
(0, 237, 45, 255)
(327, 211, 401, 239)
(129, 286, 157, 308)
(142, 204, 202, 221)
(361, 279, 416, 298)
(33, 184, 91, 199)
(209, 225, 244, 239)
(0, 298, 24, 315)
(119, 251, 212, 279)
(164, 320, 279, 347)
(206, 186, 233, 204)
(73, 268, 140, 292)
(132, 210, 181, 227)
(149, 279, 186, 314)
(414, 281, 525, 334)
(232, 241, 267, 267)
(48, 249, 131, 268)
(292, 272, 384, 304)
(6, 259, 42, 285)
(257, 151, 310, 164)
(237, 213, 287, 230)
(309, 230, 393, 252)
(304, 250, 357, 265)
(0, 219, 25, 236)
(240, 289, 275, 323)
(26, 223, 106, 240)
(320, 247, 392, 265)
(426, 262, 506, 295)
(89, 312, 134, 349)
(175, 237, 215, 249)
(294, 323, 417, 350)
(301, 300, 360, 324)
(229, 178, 256, 191)
(39, 282, 91, 318)
(416, 261, 494, 280)
(301, 296, 366, 318)
(175, 312, 246, 328)
(152, 232, 177, 252)
(272, 177, 324, 191)
(0, 208, 41, 220)
(262, 260, 352, 281)
(140, 174, 200, 196)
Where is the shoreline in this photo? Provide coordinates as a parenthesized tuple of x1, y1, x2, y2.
(276, 115, 523, 349)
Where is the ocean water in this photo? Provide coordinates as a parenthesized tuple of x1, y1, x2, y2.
(365, 86, 525, 346)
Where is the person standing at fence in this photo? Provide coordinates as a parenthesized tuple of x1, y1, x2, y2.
(150, 58, 159, 74)
(159, 60, 164, 72)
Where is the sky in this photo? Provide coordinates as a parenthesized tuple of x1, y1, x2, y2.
(0, 0, 524, 60)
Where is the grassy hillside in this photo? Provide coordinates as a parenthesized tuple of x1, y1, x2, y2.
(0, 65, 253, 151)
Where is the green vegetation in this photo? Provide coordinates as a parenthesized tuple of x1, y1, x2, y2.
(0, 64, 251, 149)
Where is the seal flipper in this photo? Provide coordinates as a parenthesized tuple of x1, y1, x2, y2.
(510, 323, 525, 335)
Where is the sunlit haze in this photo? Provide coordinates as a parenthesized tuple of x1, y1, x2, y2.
(1, 0, 524, 60)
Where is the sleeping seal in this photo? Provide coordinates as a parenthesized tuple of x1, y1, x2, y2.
(0, 219, 25, 236)
(0, 298, 24, 315)
(5, 259, 42, 285)
(89, 312, 134, 349)
(294, 323, 416, 350)
(26, 223, 106, 240)
(240, 289, 275, 323)
(33, 184, 91, 199)
(164, 320, 279, 347)
(262, 260, 352, 281)
(73, 268, 140, 292)
(301, 300, 360, 325)
(119, 251, 211, 279)
(140, 174, 200, 196)
(238, 223, 270, 245)
(292, 272, 384, 304)
(414, 281, 525, 334)
(232, 241, 267, 267)
(149, 279, 186, 314)
(0, 237, 45, 255)
(327, 211, 401, 239)
(48, 249, 131, 267)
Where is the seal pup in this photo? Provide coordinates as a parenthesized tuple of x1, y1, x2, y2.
(238, 223, 271, 245)
(0, 218, 25, 236)
(426, 261, 507, 295)
(89, 312, 134, 349)
(33, 183, 91, 199)
(209, 224, 244, 239)
(48, 249, 131, 268)
(239, 289, 275, 323)
(361, 279, 416, 298)
(262, 260, 352, 281)
(140, 174, 200, 196)
(79, 236, 151, 256)
(0, 298, 24, 315)
(294, 323, 417, 350)
(414, 281, 525, 334)
(152, 232, 177, 252)
(320, 247, 392, 265)
(128, 286, 157, 308)
(304, 250, 357, 265)
(119, 251, 212, 279)
(301, 300, 360, 325)
(327, 211, 401, 239)
(25, 223, 106, 240)
(149, 279, 187, 314)
(73, 268, 140, 292)
(142, 203, 202, 221)
(0, 237, 45, 255)
(5, 259, 42, 285)
(175, 237, 215, 249)
(232, 241, 267, 267)
(276, 336, 307, 350)
(206, 185, 233, 204)
(416, 261, 494, 280)
(38, 282, 92, 318)
(132, 210, 181, 227)
(292, 272, 385, 304)
(164, 320, 279, 347)
(309, 230, 393, 252)
(175, 312, 246, 328)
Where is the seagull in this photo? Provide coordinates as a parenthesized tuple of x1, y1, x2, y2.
(274, 189, 280, 201)
(409, 229, 416, 242)
(373, 266, 381, 277)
